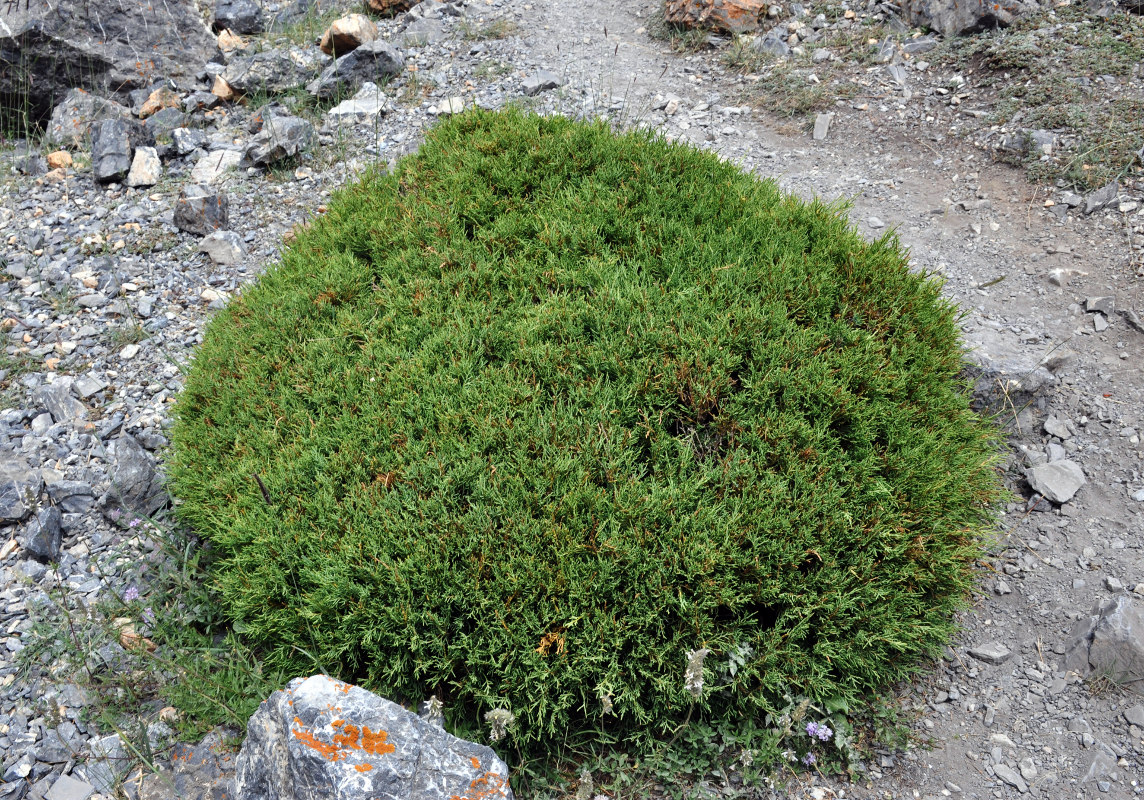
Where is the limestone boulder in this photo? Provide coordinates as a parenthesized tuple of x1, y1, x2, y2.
(234, 675, 513, 800)
(0, 0, 215, 125)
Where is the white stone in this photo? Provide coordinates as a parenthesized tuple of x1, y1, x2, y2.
(812, 112, 833, 140)
(191, 149, 243, 184)
(199, 230, 247, 266)
(119, 344, 140, 360)
(126, 146, 161, 187)
(326, 82, 390, 120)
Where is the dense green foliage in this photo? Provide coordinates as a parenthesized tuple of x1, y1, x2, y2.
(169, 109, 1001, 750)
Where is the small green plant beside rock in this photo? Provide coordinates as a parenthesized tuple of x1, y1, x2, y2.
(170, 109, 1002, 758)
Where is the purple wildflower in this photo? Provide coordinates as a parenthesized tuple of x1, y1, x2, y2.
(806, 721, 833, 741)
(109, 509, 121, 520)
(123, 586, 140, 603)
(142, 607, 155, 624)
(802, 751, 816, 767)
(129, 518, 142, 528)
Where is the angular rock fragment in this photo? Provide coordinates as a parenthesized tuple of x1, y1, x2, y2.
(223, 50, 322, 96)
(127, 147, 162, 188)
(199, 231, 248, 265)
(1026, 460, 1086, 504)
(308, 40, 405, 99)
(91, 119, 134, 184)
(214, 0, 265, 34)
(101, 434, 168, 519)
(1064, 596, 1144, 690)
(46, 89, 133, 148)
(34, 378, 87, 424)
(174, 185, 229, 236)
(326, 82, 391, 120)
(522, 70, 562, 96)
(20, 507, 62, 563)
(245, 116, 314, 166)
(0, 455, 43, 522)
(320, 14, 378, 56)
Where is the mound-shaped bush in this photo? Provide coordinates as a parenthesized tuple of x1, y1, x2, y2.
(170, 109, 1000, 749)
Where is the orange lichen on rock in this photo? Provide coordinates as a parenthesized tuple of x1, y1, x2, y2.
(470, 757, 480, 770)
(292, 721, 343, 761)
(292, 717, 396, 763)
(449, 771, 510, 800)
(355, 763, 374, 772)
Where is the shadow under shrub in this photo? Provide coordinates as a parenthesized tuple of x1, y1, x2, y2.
(169, 109, 1001, 752)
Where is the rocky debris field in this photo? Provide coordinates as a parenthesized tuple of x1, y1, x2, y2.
(1, 0, 1143, 798)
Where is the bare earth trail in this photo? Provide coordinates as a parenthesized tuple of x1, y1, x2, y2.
(507, 0, 1144, 796)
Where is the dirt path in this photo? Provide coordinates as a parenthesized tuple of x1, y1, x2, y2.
(519, 0, 1144, 795)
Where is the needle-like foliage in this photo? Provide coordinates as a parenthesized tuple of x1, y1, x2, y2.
(169, 109, 1001, 750)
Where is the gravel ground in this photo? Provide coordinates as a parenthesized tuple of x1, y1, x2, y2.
(1, 0, 1143, 798)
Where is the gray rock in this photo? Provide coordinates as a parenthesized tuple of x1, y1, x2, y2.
(73, 375, 109, 399)
(136, 727, 240, 800)
(234, 675, 513, 800)
(199, 231, 248, 265)
(1084, 181, 1119, 215)
(127, 146, 162, 188)
(16, 155, 48, 176)
(1125, 705, 1144, 728)
(901, 35, 938, 54)
(0, 0, 215, 127)
(1026, 460, 1086, 504)
(46, 481, 96, 513)
(145, 107, 189, 146)
(750, 30, 790, 57)
(34, 378, 87, 424)
(901, 0, 1025, 36)
(101, 434, 168, 519)
(214, 0, 265, 34)
(82, 734, 130, 795)
(1085, 296, 1115, 315)
(173, 127, 211, 156)
(245, 116, 315, 166)
(174, 185, 229, 236)
(1123, 308, 1144, 334)
(992, 763, 1027, 793)
(19, 506, 62, 563)
(43, 774, 94, 800)
(401, 17, 447, 48)
(1064, 596, 1144, 689)
(1042, 415, 1072, 440)
(91, 119, 134, 184)
(223, 50, 321, 96)
(812, 112, 834, 140)
(0, 455, 43, 522)
(871, 37, 895, 64)
(45, 89, 133, 147)
(969, 642, 1013, 665)
(522, 70, 562, 96)
(308, 40, 406, 100)
(326, 82, 391, 120)
(191, 149, 244, 184)
(185, 91, 222, 113)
